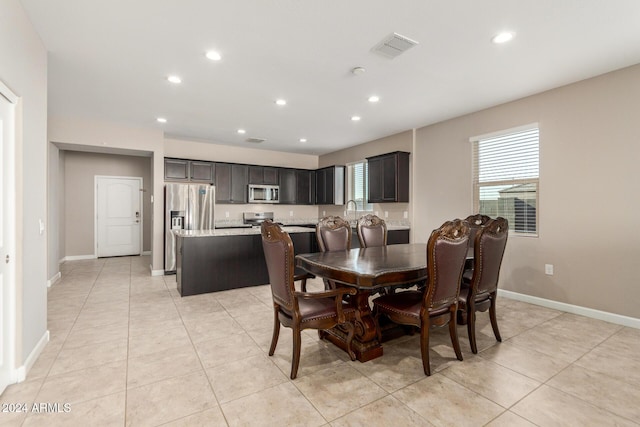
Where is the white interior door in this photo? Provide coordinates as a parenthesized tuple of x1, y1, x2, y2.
(0, 83, 17, 394)
(96, 176, 142, 257)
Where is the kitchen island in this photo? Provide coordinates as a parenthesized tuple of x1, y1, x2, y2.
(174, 226, 316, 296)
(173, 224, 411, 297)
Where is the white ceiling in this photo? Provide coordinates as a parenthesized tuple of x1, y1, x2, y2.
(20, 0, 640, 155)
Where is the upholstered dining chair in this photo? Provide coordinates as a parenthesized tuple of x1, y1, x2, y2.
(356, 214, 388, 248)
(315, 216, 352, 291)
(462, 214, 492, 278)
(373, 219, 470, 376)
(465, 214, 492, 249)
(261, 220, 357, 379)
(458, 217, 508, 354)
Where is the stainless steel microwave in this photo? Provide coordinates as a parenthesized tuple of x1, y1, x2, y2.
(248, 184, 280, 203)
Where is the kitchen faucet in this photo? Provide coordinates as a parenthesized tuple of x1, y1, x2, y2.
(345, 199, 358, 226)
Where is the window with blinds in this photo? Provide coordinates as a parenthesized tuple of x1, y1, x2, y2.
(347, 161, 372, 211)
(472, 126, 539, 235)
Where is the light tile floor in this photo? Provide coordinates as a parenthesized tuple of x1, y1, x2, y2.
(1, 256, 639, 426)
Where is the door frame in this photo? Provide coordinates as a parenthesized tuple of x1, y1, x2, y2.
(94, 175, 143, 258)
(0, 79, 18, 392)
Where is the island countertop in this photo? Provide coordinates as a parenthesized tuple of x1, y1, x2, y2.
(173, 226, 315, 237)
(174, 224, 410, 237)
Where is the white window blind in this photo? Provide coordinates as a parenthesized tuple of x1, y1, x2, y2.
(472, 127, 539, 235)
(347, 161, 372, 211)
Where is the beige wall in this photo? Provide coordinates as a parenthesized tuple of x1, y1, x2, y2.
(319, 130, 412, 167)
(63, 151, 152, 256)
(1, 0, 48, 365)
(413, 63, 640, 318)
(164, 137, 318, 169)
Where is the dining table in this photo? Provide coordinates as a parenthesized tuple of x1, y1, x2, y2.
(295, 243, 429, 362)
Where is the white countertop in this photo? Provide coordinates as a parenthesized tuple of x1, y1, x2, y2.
(175, 224, 409, 237)
(173, 226, 315, 237)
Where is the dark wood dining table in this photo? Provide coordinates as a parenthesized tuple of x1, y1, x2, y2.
(295, 243, 429, 362)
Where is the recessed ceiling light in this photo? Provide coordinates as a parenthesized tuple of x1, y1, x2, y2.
(275, 99, 287, 106)
(167, 75, 182, 84)
(156, 117, 167, 123)
(299, 138, 307, 143)
(237, 129, 246, 134)
(491, 32, 515, 44)
(206, 51, 222, 61)
(368, 95, 380, 103)
(351, 116, 361, 121)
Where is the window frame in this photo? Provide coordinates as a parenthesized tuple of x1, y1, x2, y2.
(470, 123, 540, 237)
(346, 160, 373, 213)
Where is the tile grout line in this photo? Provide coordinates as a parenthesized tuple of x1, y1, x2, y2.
(166, 274, 232, 426)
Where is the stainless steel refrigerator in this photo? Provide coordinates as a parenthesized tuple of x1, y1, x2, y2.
(164, 183, 215, 273)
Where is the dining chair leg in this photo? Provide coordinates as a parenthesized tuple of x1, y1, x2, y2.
(291, 326, 302, 380)
(420, 317, 431, 376)
(489, 292, 502, 342)
(449, 306, 463, 361)
(467, 305, 478, 354)
(269, 308, 280, 356)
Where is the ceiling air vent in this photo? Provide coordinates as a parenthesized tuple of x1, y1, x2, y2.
(245, 137, 266, 143)
(371, 32, 419, 59)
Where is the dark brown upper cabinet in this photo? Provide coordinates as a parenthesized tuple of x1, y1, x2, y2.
(215, 163, 249, 204)
(367, 151, 410, 203)
(278, 168, 297, 205)
(249, 166, 279, 185)
(315, 165, 345, 205)
(296, 169, 315, 205)
(189, 161, 215, 183)
(164, 158, 214, 183)
(164, 158, 190, 181)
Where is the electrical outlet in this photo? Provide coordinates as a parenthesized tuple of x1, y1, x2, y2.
(289, 210, 294, 217)
(384, 211, 389, 218)
(322, 210, 326, 216)
(375, 211, 379, 216)
(225, 211, 229, 218)
(545, 264, 554, 275)
(403, 211, 408, 219)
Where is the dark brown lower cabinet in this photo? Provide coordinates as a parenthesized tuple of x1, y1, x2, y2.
(350, 229, 410, 249)
(176, 232, 314, 296)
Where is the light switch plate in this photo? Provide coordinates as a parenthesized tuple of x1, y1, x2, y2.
(545, 264, 554, 275)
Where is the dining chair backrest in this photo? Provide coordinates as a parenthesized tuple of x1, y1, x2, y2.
(261, 220, 295, 311)
(425, 219, 470, 310)
(357, 214, 387, 248)
(465, 214, 492, 248)
(472, 217, 508, 297)
(316, 216, 352, 252)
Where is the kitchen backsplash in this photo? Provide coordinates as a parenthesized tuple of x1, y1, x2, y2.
(213, 203, 411, 227)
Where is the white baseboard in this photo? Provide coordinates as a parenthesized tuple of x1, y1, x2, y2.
(499, 289, 640, 329)
(47, 271, 61, 288)
(63, 254, 97, 261)
(141, 251, 151, 256)
(150, 265, 165, 276)
(16, 330, 50, 382)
